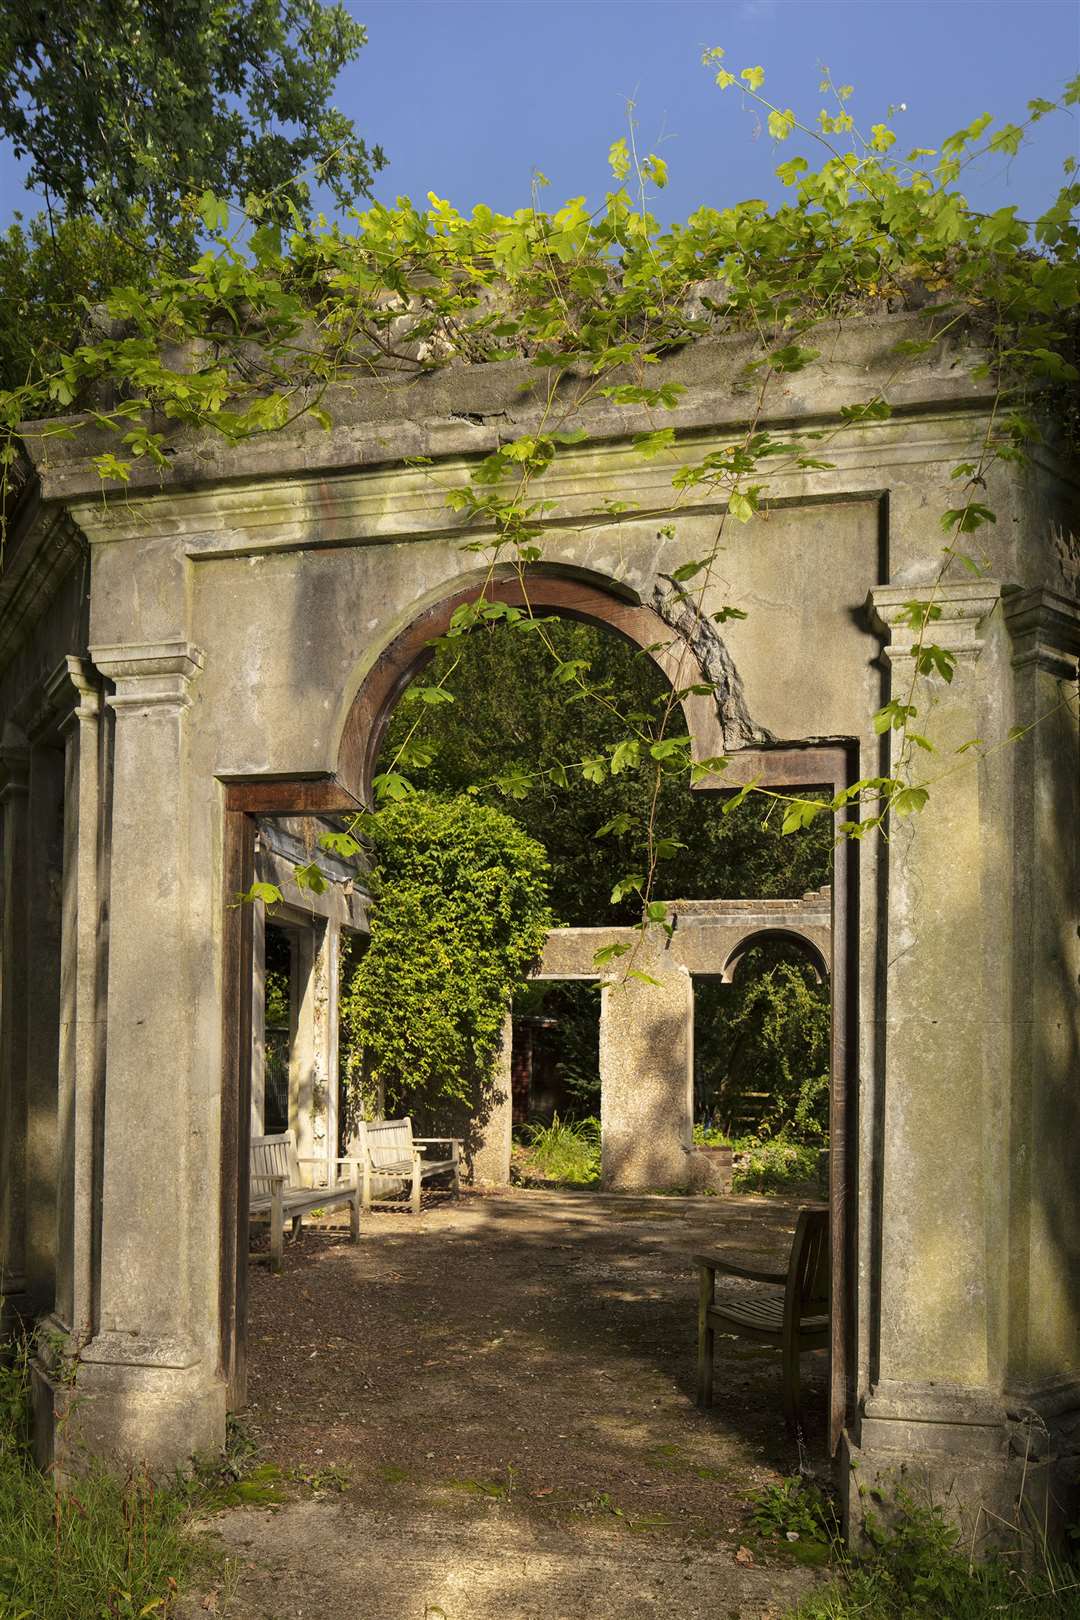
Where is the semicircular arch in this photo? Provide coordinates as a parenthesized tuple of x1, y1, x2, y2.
(335, 564, 724, 805)
(720, 927, 831, 986)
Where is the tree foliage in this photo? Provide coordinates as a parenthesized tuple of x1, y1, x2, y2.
(696, 946, 831, 1141)
(0, 215, 153, 392)
(0, 0, 385, 238)
(379, 616, 831, 925)
(0, 0, 384, 390)
(339, 795, 551, 1122)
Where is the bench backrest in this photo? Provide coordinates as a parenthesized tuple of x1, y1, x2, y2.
(251, 1132, 300, 1197)
(354, 1117, 415, 1169)
(784, 1205, 830, 1321)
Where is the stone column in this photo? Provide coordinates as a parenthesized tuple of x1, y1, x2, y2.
(0, 728, 30, 1331)
(1000, 591, 1080, 1459)
(852, 580, 1025, 1535)
(470, 1011, 513, 1187)
(51, 660, 105, 1347)
(600, 939, 694, 1191)
(320, 918, 341, 1185)
(45, 641, 226, 1472)
(288, 922, 318, 1180)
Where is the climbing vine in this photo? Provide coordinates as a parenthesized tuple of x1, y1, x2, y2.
(2, 56, 1078, 956)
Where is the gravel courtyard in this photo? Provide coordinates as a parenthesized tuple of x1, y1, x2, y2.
(189, 1188, 832, 1620)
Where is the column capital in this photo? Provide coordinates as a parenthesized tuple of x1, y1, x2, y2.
(867, 580, 1003, 666)
(91, 640, 205, 713)
(14, 657, 100, 743)
(1003, 587, 1080, 680)
(48, 657, 101, 736)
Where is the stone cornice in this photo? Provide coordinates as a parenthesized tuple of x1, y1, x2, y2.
(20, 310, 1003, 507)
(1003, 587, 1080, 680)
(0, 507, 85, 677)
(62, 413, 991, 555)
(868, 580, 1003, 665)
(91, 640, 205, 713)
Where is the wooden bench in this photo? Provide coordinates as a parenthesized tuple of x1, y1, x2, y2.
(347, 1117, 461, 1216)
(250, 1132, 360, 1272)
(695, 1204, 829, 1433)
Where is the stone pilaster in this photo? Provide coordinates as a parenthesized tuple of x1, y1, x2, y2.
(42, 640, 226, 1472)
(1000, 591, 1080, 1439)
(848, 580, 1075, 1542)
(51, 659, 105, 1348)
(0, 728, 30, 1331)
(20, 700, 67, 1320)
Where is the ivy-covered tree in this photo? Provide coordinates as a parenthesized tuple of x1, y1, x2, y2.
(339, 794, 551, 1129)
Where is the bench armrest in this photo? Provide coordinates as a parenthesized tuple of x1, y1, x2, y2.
(413, 1137, 461, 1147)
(694, 1253, 786, 1286)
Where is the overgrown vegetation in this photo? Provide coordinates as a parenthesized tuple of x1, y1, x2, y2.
(771, 1485, 1080, 1618)
(0, 1338, 197, 1618)
(731, 1136, 822, 1195)
(4, 62, 1077, 916)
(696, 945, 831, 1140)
(339, 794, 551, 1126)
(379, 618, 832, 926)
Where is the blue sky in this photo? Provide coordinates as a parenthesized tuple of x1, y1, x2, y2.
(2, 0, 1078, 231)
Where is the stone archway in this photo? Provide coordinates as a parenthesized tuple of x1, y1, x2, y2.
(334, 566, 729, 806)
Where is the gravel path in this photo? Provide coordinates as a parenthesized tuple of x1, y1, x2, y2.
(186, 1188, 832, 1620)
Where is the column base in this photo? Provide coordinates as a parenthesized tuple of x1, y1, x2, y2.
(33, 1333, 227, 1478)
(842, 1380, 1080, 1554)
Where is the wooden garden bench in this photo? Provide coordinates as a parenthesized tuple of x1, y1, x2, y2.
(250, 1131, 360, 1272)
(347, 1117, 461, 1215)
(695, 1204, 829, 1433)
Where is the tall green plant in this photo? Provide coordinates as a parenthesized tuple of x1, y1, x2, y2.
(339, 795, 551, 1123)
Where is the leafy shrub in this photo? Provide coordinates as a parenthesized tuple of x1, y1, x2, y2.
(731, 1134, 820, 1194)
(750, 1475, 840, 1550)
(786, 1493, 1080, 1618)
(692, 1123, 732, 1147)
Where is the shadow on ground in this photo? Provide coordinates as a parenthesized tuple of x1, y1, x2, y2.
(186, 1188, 832, 1620)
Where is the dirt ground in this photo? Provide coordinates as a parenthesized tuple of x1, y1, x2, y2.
(188, 1187, 833, 1620)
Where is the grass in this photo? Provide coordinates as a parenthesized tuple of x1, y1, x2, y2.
(0, 1339, 199, 1619)
(514, 1114, 601, 1185)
